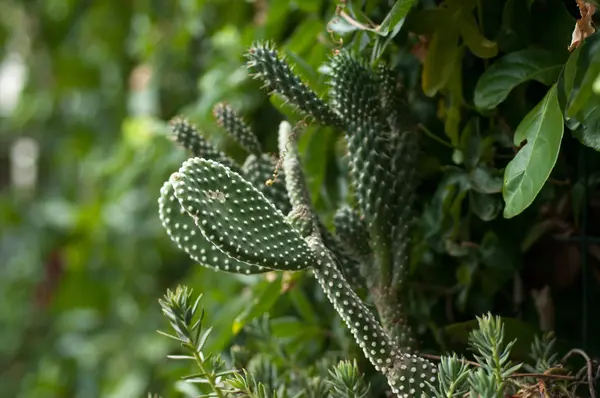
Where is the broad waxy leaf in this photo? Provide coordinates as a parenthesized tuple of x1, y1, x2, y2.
(566, 32, 600, 118)
(474, 49, 565, 110)
(457, 9, 498, 59)
(503, 85, 564, 218)
(571, 104, 600, 151)
(422, 28, 460, 97)
(559, 32, 600, 151)
(377, 0, 418, 37)
(470, 191, 502, 221)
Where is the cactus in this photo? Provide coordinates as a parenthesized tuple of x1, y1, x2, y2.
(158, 42, 437, 397)
(214, 103, 262, 155)
(242, 154, 291, 214)
(245, 42, 344, 128)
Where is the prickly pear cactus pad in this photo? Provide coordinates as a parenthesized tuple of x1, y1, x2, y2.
(159, 180, 268, 275)
(170, 158, 314, 271)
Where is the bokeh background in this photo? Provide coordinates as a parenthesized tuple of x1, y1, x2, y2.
(2, 0, 599, 397)
(0, 1, 335, 396)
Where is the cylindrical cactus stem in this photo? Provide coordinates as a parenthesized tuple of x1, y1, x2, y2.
(318, 223, 366, 292)
(278, 120, 311, 210)
(246, 42, 344, 128)
(370, 286, 417, 354)
(334, 206, 372, 262)
(213, 103, 263, 155)
(277, 120, 365, 290)
(306, 235, 437, 397)
(169, 117, 238, 171)
(241, 154, 291, 215)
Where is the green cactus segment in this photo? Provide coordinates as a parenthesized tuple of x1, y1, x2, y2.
(375, 65, 420, 242)
(318, 223, 365, 291)
(286, 204, 314, 238)
(242, 154, 291, 214)
(328, 53, 396, 249)
(377, 65, 405, 131)
(306, 235, 437, 397)
(169, 118, 237, 170)
(278, 121, 312, 210)
(213, 103, 262, 155)
(246, 42, 343, 128)
(329, 52, 382, 128)
(334, 207, 372, 259)
(158, 179, 267, 275)
(371, 288, 417, 353)
(171, 158, 314, 271)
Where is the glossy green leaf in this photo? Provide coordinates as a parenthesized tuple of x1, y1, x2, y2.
(284, 18, 324, 56)
(377, 0, 418, 37)
(556, 44, 580, 112)
(422, 28, 460, 97)
(560, 33, 600, 151)
(288, 287, 319, 325)
(270, 316, 322, 339)
(457, 10, 498, 59)
(566, 33, 600, 118)
(469, 167, 503, 194)
(571, 103, 600, 151)
(470, 191, 501, 221)
(444, 48, 465, 145)
(328, 17, 360, 35)
(503, 85, 564, 218)
(474, 49, 564, 109)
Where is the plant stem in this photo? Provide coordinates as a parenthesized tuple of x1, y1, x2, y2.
(192, 350, 225, 398)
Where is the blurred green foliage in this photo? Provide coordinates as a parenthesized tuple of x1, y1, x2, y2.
(0, 1, 348, 396)
(2, 0, 600, 397)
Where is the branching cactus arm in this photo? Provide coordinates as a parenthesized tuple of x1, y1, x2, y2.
(277, 120, 437, 397)
(278, 120, 364, 289)
(169, 118, 238, 171)
(213, 103, 263, 155)
(277, 121, 312, 211)
(318, 224, 366, 292)
(328, 52, 397, 276)
(334, 206, 372, 262)
(170, 158, 314, 271)
(246, 42, 344, 128)
(306, 235, 437, 398)
(158, 179, 268, 274)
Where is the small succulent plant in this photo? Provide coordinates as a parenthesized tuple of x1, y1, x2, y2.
(158, 42, 435, 396)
